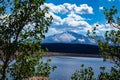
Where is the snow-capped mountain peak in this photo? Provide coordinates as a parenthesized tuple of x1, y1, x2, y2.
(42, 31, 102, 45)
(56, 32, 76, 42)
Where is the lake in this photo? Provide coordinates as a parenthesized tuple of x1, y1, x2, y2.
(43, 56, 114, 80)
(2, 56, 114, 80)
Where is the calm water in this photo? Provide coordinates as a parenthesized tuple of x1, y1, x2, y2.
(1, 56, 114, 80)
(43, 56, 114, 80)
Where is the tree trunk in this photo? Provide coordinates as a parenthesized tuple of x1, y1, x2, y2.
(1, 60, 8, 80)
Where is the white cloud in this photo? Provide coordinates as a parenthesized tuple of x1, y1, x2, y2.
(44, 3, 68, 14)
(46, 27, 62, 36)
(99, 6, 104, 10)
(45, 3, 93, 14)
(51, 13, 63, 25)
(75, 4, 93, 14)
(49, 28, 58, 33)
(50, 11, 91, 27)
(63, 3, 76, 13)
(67, 12, 85, 21)
(108, 0, 115, 2)
(43, 3, 93, 28)
(48, 11, 89, 27)
(43, 3, 119, 38)
(63, 12, 87, 27)
(43, 3, 94, 36)
(91, 23, 117, 35)
(45, 12, 63, 26)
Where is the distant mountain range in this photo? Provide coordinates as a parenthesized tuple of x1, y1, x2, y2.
(42, 31, 104, 45)
(41, 31, 105, 54)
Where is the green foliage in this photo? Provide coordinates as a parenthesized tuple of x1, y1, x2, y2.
(100, 6, 120, 67)
(71, 64, 95, 80)
(98, 30, 120, 67)
(98, 66, 120, 80)
(9, 54, 56, 80)
(87, 6, 120, 67)
(71, 64, 120, 80)
(103, 6, 120, 28)
(75, 6, 120, 80)
(0, 0, 53, 80)
(36, 59, 56, 77)
(9, 52, 39, 80)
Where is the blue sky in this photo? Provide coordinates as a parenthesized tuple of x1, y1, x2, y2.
(44, 0, 120, 36)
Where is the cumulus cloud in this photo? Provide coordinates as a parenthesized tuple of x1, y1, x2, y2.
(43, 3, 94, 36)
(63, 12, 87, 27)
(45, 3, 93, 14)
(44, 3, 68, 14)
(50, 12, 63, 25)
(47, 11, 90, 27)
(44, 3, 116, 37)
(50, 11, 91, 27)
(67, 12, 85, 21)
(91, 23, 117, 35)
(49, 28, 58, 33)
(75, 4, 93, 14)
(43, 3, 93, 27)
(99, 6, 104, 10)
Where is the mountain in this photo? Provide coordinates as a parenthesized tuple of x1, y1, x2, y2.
(41, 31, 104, 54)
(42, 31, 99, 45)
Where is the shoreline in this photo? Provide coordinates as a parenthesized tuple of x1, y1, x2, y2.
(44, 52, 101, 58)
